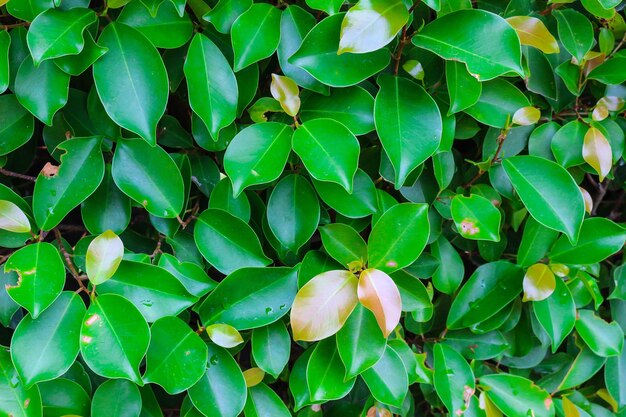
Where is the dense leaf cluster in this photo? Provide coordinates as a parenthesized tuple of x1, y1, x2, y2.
(0, 0, 625, 415)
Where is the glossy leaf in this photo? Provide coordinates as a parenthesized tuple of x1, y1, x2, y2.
(85, 230, 123, 285)
(575, 310, 624, 357)
(251, 320, 291, 378)
(433, 343, 475, 415)
(361, 344, 409, 408)
(357, 268, 402, 337)
(91, 379, 141, 417)
(582, 127, 612, 181)
(554, 9, 593, 63)
(480, 374, 555, 417)
(533, 277, 576, 353)
(319, 223, 368, 269)
(0, 349, 43, 417)
(231, 3, 281, 71)
(523, 263, 556, 302)
(0, 200, 30, 233)
(506, 16, 559, 54)
(450, 194, 501, 241)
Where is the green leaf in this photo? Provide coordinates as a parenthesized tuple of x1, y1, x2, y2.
(11, 291, 85, 387)
(464, 78, 530, 128)
(142, 316, 207, 394)
(0, 269, 20, 327)
(450, 194, 501, 241)
(267, 174, 320, 252)
(37, 378, 90, 417)
(575, 309, 624, 357)
(53, 31, 108, 76)
(338, 0, 408, 54)
(588, 55, 626, 85)
(361, 343, 409, 408)
(203, 0, 251, 33)
(447, 261, 523, 329)
(431, 236, 465, 295)
(251, 320, 291, 378)
(270, 74, 300, 116)
(300, 86, 374, 135)
(305, 0, 343, 15)
(117, 0, 193, 49)
(307, 337, 355, 401)
(313, 169, 378, 218)
(0, 31, 9, 93)
(517, 216, 559, 268)
(605, 345, 626, 409)
(198, 266, 298, 330)
(91, 379, 142, 417)
(231, 3, 281, 71)
(368, 203, 430, 273)
(289, 13, 391, 87)
(502, 155, 584, 243)
(390, 269, 433, 318)
(293, 119, 360, 193)
(86, 230, 124, 285)
(112, 138, 184, 218)
(533, 277, 576, 353)
(480, 374, 555, 417)
(26, 8, 97, 64)
(553, 9, 593, 63)
(80, 293, 150, 384)
(194, 209, 271, 274)
(0, 94, 34, 156)
(15, 57, 70, 125)
(319, 223, 368, 269)
(93, 22, 168, 145)
(278, 6, 328, 95)
(291, 270, 358, 341)
(549, 217, 626, 264)
(81, 164, 131, 235)
(223, 122, 293, 197)
(336, 303, 385, 379)
(0, 348, 43, 417)
(4, 242, 65, 319)
(374, 74, 442, 187)
(244, 383, 291, 417)
(207, 323, 244, 348)
(184, 33, 238, 138)
(412, 9, 523, 81)
(433, 343, 475, 415)
(98, 260, 196, 322)
(446, 60, 482, 114)
(188, 343, 247, 417)
(208, 178, 251, 222)
(158, 252, 217, 297)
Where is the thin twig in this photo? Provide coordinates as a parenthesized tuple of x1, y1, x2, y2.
(54, 229, 89, 293)
(0, 168, 36, 182)
(463, 126, 510, 188)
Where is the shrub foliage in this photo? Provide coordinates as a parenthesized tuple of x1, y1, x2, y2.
(0, 0, 625, 415)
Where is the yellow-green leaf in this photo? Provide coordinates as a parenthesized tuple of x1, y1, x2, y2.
(0, 200, 31, 233)
(582, 127, 612, 181)
(523, 263, 556, 301)
(506, 16, 560, 54)
(86, 230, 124, 286)
(579, 186, 593, 214)
(562, 397, 580, 417)
(357, 269, 402, 337)
(270, 74, 300, 117)
(243, 367, 265, 387)
(512, 106, 541, 126)
(206, 323, 244, 348)
(290, 270, 358, 342)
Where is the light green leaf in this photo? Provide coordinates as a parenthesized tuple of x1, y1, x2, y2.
(207, 323, 244, 348)
(86, 230, 124, 285)
(0, 348, 43, 417)
(0, 200, 31, 233)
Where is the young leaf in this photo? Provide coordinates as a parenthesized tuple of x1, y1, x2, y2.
(512, 106, 541, 126)
(582, 127, 612, 181)
(338, 0, 409, 54)
(207, 323, 244, 348)
(243, 368, 265, 388)
(86, 230, 124, 285)
(357, 268, 402, 337)
(290, 270, 359, 341)
(522, 263, 556, 302)
(506, 16, 559, 54)
(270, 74, 300, 117)
(0, 200, 31, 233)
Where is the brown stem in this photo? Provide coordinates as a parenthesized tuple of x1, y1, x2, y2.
(463, 126, 510, 188)
(54, 229, 89, 293)
(0, 168, 36, 182)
